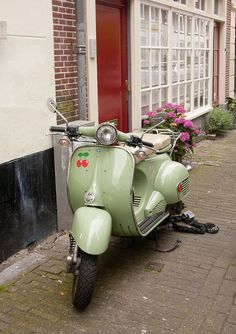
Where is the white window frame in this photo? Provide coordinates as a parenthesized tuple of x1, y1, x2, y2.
(139, 1, 213, 121)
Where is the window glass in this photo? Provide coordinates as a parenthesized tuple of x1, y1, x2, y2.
(173, 0, 186, 4)
(140, 3, 211, 115)
(151, 7, 159, 46)
(140, 4, 149, 46)
(195, 0, 205, 11)
(141, 49, 150, 89)
(161, 10, 168, 46)
(214, 0, 219, 15)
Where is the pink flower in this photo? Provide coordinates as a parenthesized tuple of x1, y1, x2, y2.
(167, 112, 177, 119)
(162, 103, 176, 109)
(175, 118, 185, 124)
(143, 119, 151, 125)
(145, 111, 156, 118)
(183, 120, 194, 129)
(175, 105, 186, 114)
(180, 132, 190, 142)
(193, 129, 201, 134)
(156, 107, 163, 113)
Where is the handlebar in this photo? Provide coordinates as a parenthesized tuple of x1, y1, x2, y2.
(50, 126, 66, 132)
(49, 124, 154, 148)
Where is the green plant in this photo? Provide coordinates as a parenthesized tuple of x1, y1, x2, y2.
(207, 108, 233, 134)
(0, 285, 9, 293)
(226, 97, 236, 113)
(143, 103, 202, 161)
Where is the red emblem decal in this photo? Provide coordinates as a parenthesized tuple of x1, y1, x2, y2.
(82, 160, 89, 168)
(77, 160, 89, 168)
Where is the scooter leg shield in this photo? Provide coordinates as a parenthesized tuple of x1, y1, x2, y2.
(70, 207, 112, 255)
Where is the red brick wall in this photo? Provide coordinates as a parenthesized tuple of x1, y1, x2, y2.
(225, 0, 232, 98)
(52, 0, 79, 123)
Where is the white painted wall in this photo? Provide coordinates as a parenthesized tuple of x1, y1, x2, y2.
(0, 0, 56, 164)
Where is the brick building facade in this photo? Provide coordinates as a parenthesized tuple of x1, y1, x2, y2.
(52, 0, 79, 122)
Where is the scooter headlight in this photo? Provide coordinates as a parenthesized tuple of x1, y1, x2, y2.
(96, 123, 118, 145)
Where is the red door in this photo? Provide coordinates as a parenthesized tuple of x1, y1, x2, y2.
(96, 0, 128, 131)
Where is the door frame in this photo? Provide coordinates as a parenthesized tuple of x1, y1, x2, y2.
(85, 0, 139, 130)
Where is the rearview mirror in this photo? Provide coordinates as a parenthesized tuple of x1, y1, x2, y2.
(47, 97, 68, 125)
(152, 112, 167, 125)
(47, 97, 57, 113)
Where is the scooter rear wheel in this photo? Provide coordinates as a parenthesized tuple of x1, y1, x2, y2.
(72, 250, 97, 310)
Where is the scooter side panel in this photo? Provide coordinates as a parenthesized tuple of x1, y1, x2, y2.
(68, 146, 139, 237)
(154, 160, 190, 204)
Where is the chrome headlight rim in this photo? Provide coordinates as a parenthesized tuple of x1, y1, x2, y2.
(96, 123, 118, 145)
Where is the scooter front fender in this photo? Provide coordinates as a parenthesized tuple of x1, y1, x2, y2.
(70, 207, 112, 255)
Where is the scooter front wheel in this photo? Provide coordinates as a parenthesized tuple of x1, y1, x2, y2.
(72, 250, 97, 310)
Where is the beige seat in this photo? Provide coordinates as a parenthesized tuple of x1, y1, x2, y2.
(125, 132, 171, 164)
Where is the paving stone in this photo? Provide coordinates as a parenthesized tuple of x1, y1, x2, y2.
(212, 294, 234, 314)
(226, 265, 236, 281)
(227, 305, 236, 324)
(221, 322, 236, 334)
(201, 310, 226, 333)
(218, 279, 236, 297)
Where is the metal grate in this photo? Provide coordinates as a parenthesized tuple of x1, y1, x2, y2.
(133, 195, 142, 207)
(182, 177, 190, 196)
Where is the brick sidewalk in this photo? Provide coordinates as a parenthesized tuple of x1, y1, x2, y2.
(0, 131, 236, 334)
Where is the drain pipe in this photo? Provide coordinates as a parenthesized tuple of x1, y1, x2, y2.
(75, 0, 87, 120)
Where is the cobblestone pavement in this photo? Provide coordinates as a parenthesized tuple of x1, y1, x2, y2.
(0, 131, 236, 334)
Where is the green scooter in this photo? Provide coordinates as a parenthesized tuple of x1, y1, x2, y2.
(48, 99, 189, 310)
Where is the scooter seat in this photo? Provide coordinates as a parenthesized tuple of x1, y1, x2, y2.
(125, 132, 171, 163)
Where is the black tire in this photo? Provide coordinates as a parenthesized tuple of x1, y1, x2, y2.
(72, 250, 97, 310)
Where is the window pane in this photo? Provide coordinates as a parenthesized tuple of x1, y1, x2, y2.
(161, 10, 168, 46)
(161, 50, 168, 85)
(194, 81, 199, 108)
(186, 83, 191, 111)
(195, 18, 199, 48)
(141, 49, 150, 88)
(187, 50, 192, 81)
(214, 0, 219, 15)
(194, 51, 199, 79)
(179, 50, 185, 82)
(172, 50, 178, 83)
(152, 50, 159, 87)
(152, 89, 160, 110)
(172, 85, 178, 103)
(151, 7, 159, 46)
(161, 87, 168, 106)
(205, 50, 209, 77)
(206, 21, 210, 48)
(172, 12, 179, 47)
(179, 84, 185, 105)
(200, 50, 204, 78)
(199, 80, 204, 107)
(179, 15, 185, 48)
(187, 16, 192, 48)
(205, 80, 209, 105)
(141, 4, 149, 46)
(141, 91, 150, 114)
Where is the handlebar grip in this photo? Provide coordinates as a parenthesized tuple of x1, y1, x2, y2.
(142, 141, 154, 148)
(50, 126, 66, 132)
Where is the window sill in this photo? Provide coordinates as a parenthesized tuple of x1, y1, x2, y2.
(186, 105, 213, 120)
